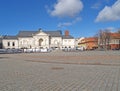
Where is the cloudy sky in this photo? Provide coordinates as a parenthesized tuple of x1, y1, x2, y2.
(0, 0, 120, 37)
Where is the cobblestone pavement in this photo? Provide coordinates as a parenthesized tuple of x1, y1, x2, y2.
(0, 51, 120, 91)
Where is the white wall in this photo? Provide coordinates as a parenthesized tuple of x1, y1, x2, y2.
(18, 37, 34, 48)
(62, 39, 75, 48)
(2, 31, 76, 49)
(50, 37, 62, 48)
(2, 39, 18, 49)
(33, 35, 49, 48)
(110, 39, 120, 44)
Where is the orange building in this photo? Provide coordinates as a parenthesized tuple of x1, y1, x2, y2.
(78, 37, 98, 50)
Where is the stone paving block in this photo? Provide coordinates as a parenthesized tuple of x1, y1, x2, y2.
(0, 51, 120, 91)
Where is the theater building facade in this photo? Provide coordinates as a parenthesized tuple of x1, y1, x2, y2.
(2, 29, 75, 49)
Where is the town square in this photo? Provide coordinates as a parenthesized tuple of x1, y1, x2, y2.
(0, 50, 120, 91)
(0, 0, 120, 91)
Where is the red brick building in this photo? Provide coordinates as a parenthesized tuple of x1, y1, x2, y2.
(109, 33, 120, 50)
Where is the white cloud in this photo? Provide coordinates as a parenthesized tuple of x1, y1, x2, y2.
(100, 27, 119, 32)
(57, 17, 81, 28)
(95, 0, 120, 22)
(104, 0, 110, 3)
(104, 27, 116, 32)
(91, 2, 101, 9)
(72, 17, 81, 23)
(106, 27, 115, 31)
(57, 22, 72, 28)
(50, 0, 83, 17)
(91, 0, 110, 10)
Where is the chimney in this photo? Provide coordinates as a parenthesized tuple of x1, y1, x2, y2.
(65, 30, 69, 36)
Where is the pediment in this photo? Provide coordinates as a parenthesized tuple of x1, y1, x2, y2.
(35, 31, 48, 36)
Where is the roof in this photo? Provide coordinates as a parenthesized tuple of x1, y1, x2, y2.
(17, 31, 37, 37)
(17, 30, 62, 37)
(110, 33, 120, 39)
(44, 31, 62, 37)
(62, 35, 74, 39)
(3, 35, 18, 40)
(80, 37, 98, 43)
(85, 37, 98, 42)
(2, 30, 74, 39)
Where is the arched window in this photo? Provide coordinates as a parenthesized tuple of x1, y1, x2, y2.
(39, 38, 43, 46)
(54, 40, 58, 45)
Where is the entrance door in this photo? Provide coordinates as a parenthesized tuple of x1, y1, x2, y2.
(39, 38, 43, 46)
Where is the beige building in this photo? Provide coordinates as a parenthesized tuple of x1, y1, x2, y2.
(2, 29, 75, 49)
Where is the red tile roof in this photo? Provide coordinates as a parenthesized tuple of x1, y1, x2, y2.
(110, 33, 120, 39)
(81, 37, 98, 43)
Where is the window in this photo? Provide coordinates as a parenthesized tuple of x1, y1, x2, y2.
(64, 40, 67, 42)
(20, 41, 22, 45)
(114, 40, 116, 44)
(54, 40, 58, 45)
(12, 42, 15, 46)
(116, 40, 119, 44)
(23, 40, 28, 45)
(8, 42, 10, 46)
(39, 38, 43, 46)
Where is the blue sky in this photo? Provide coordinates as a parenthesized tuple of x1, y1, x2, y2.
(0, 0, 120, 38)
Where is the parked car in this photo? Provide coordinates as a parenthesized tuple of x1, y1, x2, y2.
(76, 47, 84, 51)
(0, 49, 7, 54)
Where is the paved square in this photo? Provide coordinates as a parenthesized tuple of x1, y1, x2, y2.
(0, 51, 120, 91)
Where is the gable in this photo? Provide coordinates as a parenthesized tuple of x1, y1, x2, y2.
(35, 31, 48, 36)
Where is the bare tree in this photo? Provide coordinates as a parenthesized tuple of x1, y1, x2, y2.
(117, 29, 120, 33)
(97, 30, 103, 49)
(94, 34, 99, 49)
(97, 29, 111, 50)
(0, 36, 3, 49)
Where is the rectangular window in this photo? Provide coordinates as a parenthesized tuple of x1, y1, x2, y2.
(114, 40, 116, 44)
(116, 40, 119, 44)
(64, 40, 67, 42)
(20, 41, 22, 45)
(12, 42, 15, 46)
(8, 42, 10, 46)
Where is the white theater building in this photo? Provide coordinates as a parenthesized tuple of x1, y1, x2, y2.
(2, 29, 75, 49)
